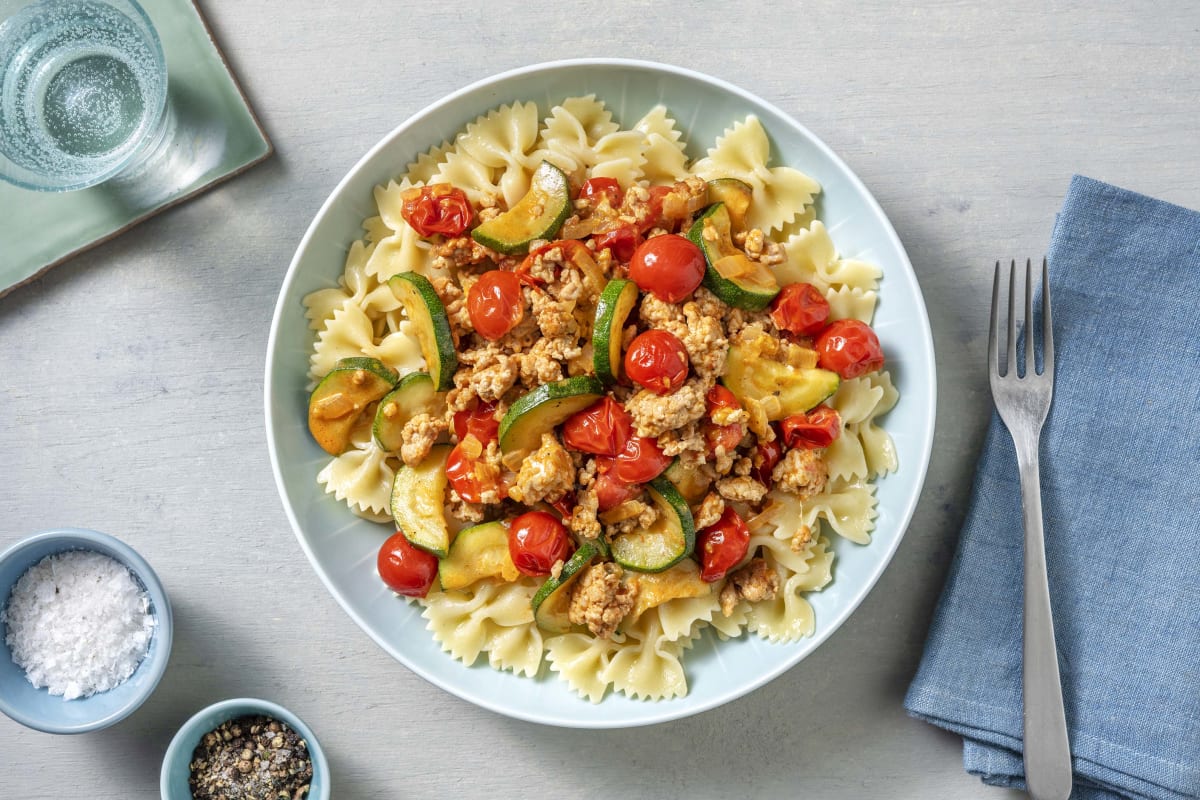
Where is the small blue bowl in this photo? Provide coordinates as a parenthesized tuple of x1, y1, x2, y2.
(161, 698, 330, 799)
(0, 528, 173, 734)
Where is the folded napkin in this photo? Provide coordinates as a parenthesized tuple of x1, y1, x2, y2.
(905, 176, 1200, 800)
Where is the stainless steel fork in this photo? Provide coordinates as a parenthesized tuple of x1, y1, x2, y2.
(989, 258, 1071, 800)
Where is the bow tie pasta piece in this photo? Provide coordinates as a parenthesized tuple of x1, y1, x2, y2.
(633, 105, 690, 185)
(455, 101, 542, 209)
(317, 439, 395, 520)
(694, 115, 820, 234)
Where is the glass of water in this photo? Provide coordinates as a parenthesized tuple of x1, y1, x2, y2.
(0, 0, 168, 191)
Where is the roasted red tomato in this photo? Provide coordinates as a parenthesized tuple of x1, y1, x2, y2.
(753, 436, 784, 487)
(780, 405, 843, 449)
(377, 531, 439, 597)
(400, 184, 474, 238)
(468, 270, 525, 341)
(445, 438, 500, 504)
(593, 463, 643, 512)
(580, 176, 622, 208)
(639, 185, 674, 232)
(562, 397, 633, 456)
(452, 403, 499, 443)
(624, 330, 690, 394)
(613, 435, 672, 484)
(592, 223, 642, 263)
(508, 511, 574, 576)
(770, 282, 830, 337)
(628, 234, 705, 303)
(815, 318, 884, 379)
(704, 385, 744, 454)
(697, 506, 752, 583)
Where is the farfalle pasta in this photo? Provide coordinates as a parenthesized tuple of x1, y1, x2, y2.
(301, 96, 899, 701)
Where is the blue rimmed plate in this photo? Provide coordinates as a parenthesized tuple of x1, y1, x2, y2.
(265, 59, 935, 728)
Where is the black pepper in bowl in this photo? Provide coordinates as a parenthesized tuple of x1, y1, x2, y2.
(189, 715, 313, 800)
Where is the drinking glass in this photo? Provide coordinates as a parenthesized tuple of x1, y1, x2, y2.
(0, 0, 168, 191)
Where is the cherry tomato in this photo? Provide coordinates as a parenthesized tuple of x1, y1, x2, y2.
(508, 511, 574, 576)
(753, 436, 784, 487)
(400, 184, 474, 238)
(377, 531, 439, 597)
(580, 176, 622, 208)
(592, 223, 642, 263)
(613, 435, 672, 484)
(468, 270, 525, 341)
(593, 463, 643, 512)
(697, 506, 752, 583)
(780, 405, 843, 449)
(624, 330, 690, 394)
(770, 283, 830, 337)
(628, 234, 705, 303)
(445, 437, 500, 503)
(639, 185, 674, 232)
(703, 385, 744, 455)
(815, 319, 885, 379)
(452, 403, 499, 443)
(562, 397, 633, 456)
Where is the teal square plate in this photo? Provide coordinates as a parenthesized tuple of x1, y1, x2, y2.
(266, 59, 936, 728)
(0, 0, 271, 298)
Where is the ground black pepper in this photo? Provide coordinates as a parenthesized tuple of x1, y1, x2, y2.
(189, 714, 313, 800)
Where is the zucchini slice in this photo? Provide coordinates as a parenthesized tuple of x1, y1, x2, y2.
(531, 542, 599, 633)
(706, 178, 753, 232)
(723, 342, 840, 420)
(307, 357, 398, 455)
(592, 278, 639, 385)
(611, 476, 696, 573)
(391, 443, 453, 557)
(438, 520, 520, 591)
(663, 458, 711, 505)
(387, 272, 457, 391)
(687, 203, 780, 311)
(625, 558, 712, 624)
(373, 371, 445, 452)
(498, 376, 605, 456)
(471, 161, 572, 255)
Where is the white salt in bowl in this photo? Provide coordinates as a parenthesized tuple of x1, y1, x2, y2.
(0, 528, 173, 733)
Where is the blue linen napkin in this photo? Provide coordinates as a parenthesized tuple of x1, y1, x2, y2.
(904, 176, 1200, 800)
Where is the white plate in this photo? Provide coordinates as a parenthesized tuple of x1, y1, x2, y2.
(265, 59, 936, 728)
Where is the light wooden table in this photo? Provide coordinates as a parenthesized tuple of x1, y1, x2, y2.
(2, 2, 1196, 797)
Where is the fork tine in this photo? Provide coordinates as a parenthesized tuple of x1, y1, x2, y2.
(1007, 259, 1017, 376)
(1024, 258, 1035, 378)
(989, 260, 1000, 377)
(1042, 257, 1054, 377)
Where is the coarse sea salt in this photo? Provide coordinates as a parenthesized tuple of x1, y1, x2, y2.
(2, 549, 155, 700)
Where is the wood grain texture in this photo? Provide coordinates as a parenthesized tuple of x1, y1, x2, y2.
(2, 1, 1198, 797)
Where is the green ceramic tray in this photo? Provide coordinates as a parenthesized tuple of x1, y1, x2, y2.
(0, 0, 271, 298)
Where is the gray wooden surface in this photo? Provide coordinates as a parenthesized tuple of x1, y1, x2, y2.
(2, 1, 1197, 798)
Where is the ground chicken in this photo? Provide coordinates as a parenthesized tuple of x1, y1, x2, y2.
(719, 558, 781, 617)
(716, 474, 769, 505)
(568, 488, 601, 540)
(568, 562, 636, 639)
(773, 447, 828, 500)
(680, 301, 727, 380)
(693, 492, 725, 530)
(638, 293, 688, 339)
(508, 432, 574, 504)
(397, 412, 448, 467)
(790, 524, 814, 553)
(600, 498, 658, 539)
(433, 236, 493, 270)
(455, 343, 519, 404)
(625, 378, 708, 439)
(655, 421, 706, 458)
(447, 490, 486, 524)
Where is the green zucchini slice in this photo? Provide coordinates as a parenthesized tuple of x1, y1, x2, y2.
(531, 542, 600, 633)
(471, 160, 572, 255)
(611, 476, 696, 573)
(687, 203, 780, 311)
(308, 357, 398, 455)
(438, 521, 519, 591)
(372, 371, 445, 453)
(498, 376, 605, 456)
(592, 278, 639, 385)
(391, 443, 453, 557)
(387, 272, 457, 391)
(705, 178, 753, 232)
(722, 342, 840, 420)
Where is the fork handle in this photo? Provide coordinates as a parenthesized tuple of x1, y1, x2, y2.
(1016, 440, 1072, 800)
